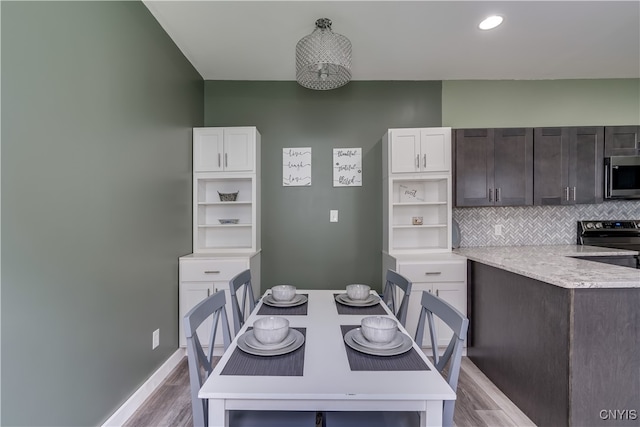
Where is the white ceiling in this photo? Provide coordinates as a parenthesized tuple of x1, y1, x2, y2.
(143, 1, 640, 81)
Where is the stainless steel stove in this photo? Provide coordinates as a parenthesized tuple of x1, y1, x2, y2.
(577, 220, 640, 268)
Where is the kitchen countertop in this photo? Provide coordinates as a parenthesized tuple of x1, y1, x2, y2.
(454, 245, 640, 289)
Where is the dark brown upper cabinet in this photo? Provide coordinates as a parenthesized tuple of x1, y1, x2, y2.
(454, 128, 533, 207)
(533, 127, 604, 205)
(604, 126, 640, 156)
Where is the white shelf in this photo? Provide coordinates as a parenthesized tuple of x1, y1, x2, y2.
(382, 128, 452, 255)
(392, 224, 447, 229)
(198, 224, 252, 228)
(192, 127, 261, 253)
(393, 202, 447, 206)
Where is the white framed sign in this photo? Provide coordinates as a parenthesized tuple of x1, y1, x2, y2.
(283, 147, 312, 186)
(333, 148, 362, 187)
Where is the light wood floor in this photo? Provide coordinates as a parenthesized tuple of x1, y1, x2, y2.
(124, 355, 536, 427)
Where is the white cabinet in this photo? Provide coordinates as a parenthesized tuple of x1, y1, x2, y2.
(192, 127, 261, 254)
(383, 253, 467, 348)
(193, 127, 256, 172)
(179, 253, 261, 349)
(382, 127, 452, 255)
(384, 128, 451, 174)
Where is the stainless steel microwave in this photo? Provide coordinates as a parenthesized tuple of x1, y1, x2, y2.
(605, 156, 640, 199)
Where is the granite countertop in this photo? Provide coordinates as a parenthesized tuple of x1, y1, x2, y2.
(454, 245, 640, 289)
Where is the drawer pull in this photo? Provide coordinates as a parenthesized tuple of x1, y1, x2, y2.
(424, 272, 442, 275)
(204, 270, 221, 274)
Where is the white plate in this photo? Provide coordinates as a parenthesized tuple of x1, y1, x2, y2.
(237, 329, 305, 357)
(335, 293, 380, 307)
(351, 328, 404, 350)
(344, 328, 413, 356)
(243, 330, 297, 350)
(263, 294, 308, 307)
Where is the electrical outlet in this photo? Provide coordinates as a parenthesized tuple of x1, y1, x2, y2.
(330, 210, 338, 222)
(152, 329, 160, 349)
(494, 224, 503, 236)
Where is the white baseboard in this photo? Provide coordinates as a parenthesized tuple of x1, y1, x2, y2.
(102, 348, 186, 427)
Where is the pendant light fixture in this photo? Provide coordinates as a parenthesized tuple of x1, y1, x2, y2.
(296, 18, 352, 90)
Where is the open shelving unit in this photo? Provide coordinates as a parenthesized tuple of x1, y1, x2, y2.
(194, 175, 257, 253)
(384, 176, 452, 253)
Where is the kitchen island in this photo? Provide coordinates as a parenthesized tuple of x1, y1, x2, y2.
(455, 245, 640, 427)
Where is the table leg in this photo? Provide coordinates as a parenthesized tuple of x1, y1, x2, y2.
(422, 400, 443, 427)
(208, 399, 228, 427)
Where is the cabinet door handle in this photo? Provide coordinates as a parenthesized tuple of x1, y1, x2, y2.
(565, 187, 570, 201)
(218, 153, 221, 168)
(572, 186, 576, 201)
(423, 154, 427, 168)
(425, 271, 442, 275)
(225, 153, 228, 168)
(204, 270, 221, 274)
(416, 154, 420, 169)
(496, 188, 501, 202)
(436, 289, 440, 297)
(488, 188, 493, 202)
(207, 288, 211, 297)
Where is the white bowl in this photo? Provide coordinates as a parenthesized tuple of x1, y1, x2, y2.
(271, 284, 296, 302)
(253, 317, 289, 345)
(361, 316, 397, 344)
(346, 284, 371, 301)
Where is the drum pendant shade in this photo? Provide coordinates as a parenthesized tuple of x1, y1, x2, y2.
(296, 18, 352, 90)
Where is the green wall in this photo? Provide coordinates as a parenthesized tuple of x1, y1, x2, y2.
(204, 81, 441, 292)
(1, 2, 202, 425)
(442, 79, 640, 128)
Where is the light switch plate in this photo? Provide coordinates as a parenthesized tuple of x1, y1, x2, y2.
(330, 210, 338, 222)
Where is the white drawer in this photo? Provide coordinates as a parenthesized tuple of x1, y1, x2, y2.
(398, 261, 466, 283)
(180, 259, 247, 282)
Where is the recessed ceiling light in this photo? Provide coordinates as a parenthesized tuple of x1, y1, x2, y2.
(479, 15, 504, 30)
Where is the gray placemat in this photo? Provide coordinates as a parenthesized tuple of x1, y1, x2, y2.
(333, 293, 388, 315)
(221, 328, 306, 376)
(257, 294, 308, 316)
(340, 325, 430, 371)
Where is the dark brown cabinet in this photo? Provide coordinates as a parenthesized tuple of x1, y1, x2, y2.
(454, 128, 533, 207)
(533, 127, 604, 205)
(604, 126, 640, 156)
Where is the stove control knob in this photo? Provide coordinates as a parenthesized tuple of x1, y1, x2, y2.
(595, 222, 603, 229)
(585, 223, 594, 229)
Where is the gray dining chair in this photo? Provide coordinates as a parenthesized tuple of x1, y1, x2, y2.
(229, 269, 257, 336)
(184, 290, 317, 427)
(325, 290, 469, 427)
(381, 269, 412, 327)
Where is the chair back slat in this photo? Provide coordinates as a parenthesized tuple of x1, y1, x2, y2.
(382, 269, 412, 326)
(183, 290, 232, 427)
(414, 290, 469, 427)
(229, 269, 256, 336)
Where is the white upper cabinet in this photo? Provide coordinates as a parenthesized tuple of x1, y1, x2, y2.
(192, 127, 261, 253)
(382, 127, 453, 254)
(194, 127, 256, 172)
(386, 128, 451, 174)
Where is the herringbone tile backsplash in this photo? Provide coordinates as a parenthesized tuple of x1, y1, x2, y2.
(453, 200, 640, 247)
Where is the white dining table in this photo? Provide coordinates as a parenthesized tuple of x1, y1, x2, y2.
(199, 289, 455, 427)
